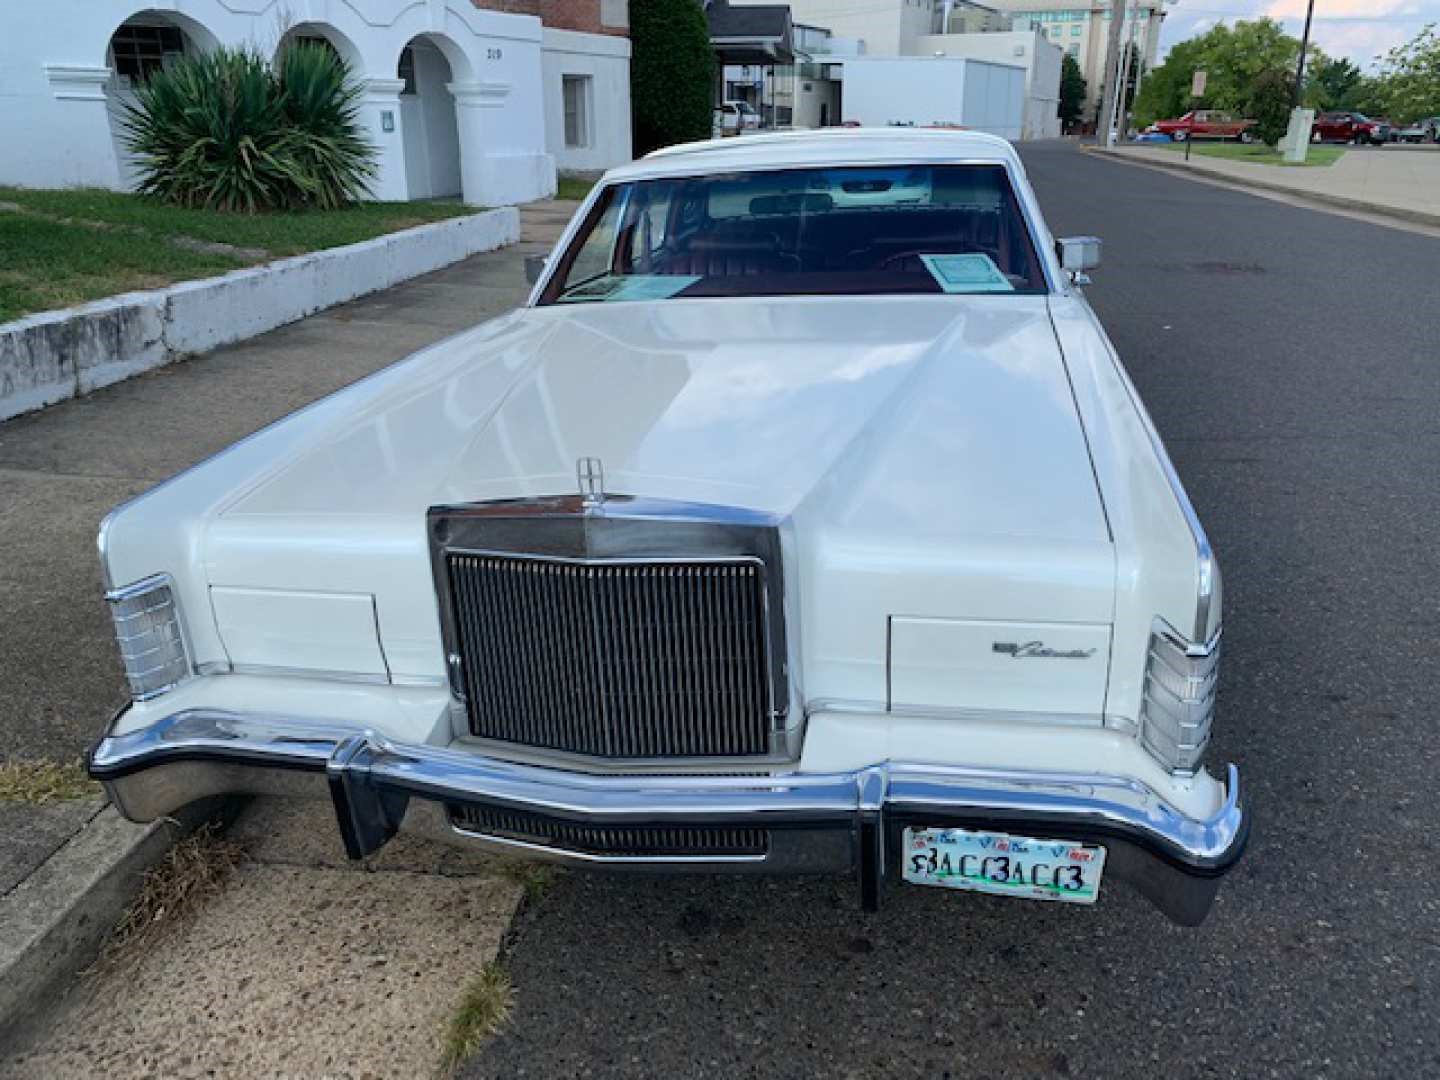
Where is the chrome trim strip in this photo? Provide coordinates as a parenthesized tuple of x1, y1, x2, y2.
(228, 663, 391, 686)
(811, 698, 1103, 729)
(90, 708, 1247, 923)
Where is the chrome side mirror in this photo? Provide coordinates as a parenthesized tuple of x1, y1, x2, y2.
(1055, 236, 1101, 285)
(524, 254, 549, 285)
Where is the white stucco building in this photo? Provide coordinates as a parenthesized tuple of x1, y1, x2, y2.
(0, 0, 634, 206)
(915, 30, 1062, 139)
(724, 0, 1060, 140)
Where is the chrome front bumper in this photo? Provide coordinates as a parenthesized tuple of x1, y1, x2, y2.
(90, 708, 1248, 925)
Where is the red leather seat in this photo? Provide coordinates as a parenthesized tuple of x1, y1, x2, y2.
(660, 237, 800, 278)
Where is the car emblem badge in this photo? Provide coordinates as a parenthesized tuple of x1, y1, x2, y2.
(577, 457, 605, 508)
(993, 641, 1096, 659)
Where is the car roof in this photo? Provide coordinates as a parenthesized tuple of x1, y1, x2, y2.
(602, 128, 1022, 184)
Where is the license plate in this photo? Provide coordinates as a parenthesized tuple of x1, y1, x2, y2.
(901, 827, 1106, 905)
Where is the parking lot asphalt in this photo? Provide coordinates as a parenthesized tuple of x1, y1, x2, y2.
(461, 143, 1440, 1079)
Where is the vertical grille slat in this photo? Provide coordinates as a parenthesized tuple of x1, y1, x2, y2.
(447, 554, 772, 759)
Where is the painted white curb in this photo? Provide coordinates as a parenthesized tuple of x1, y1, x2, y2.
(0, 207, 520, 424)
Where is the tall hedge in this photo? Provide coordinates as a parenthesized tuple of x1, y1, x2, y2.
(630, 0, 716, 156)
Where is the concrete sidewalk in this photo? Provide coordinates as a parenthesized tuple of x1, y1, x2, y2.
(0, 199, 576, 965)
(1102, 143, 1440, 227)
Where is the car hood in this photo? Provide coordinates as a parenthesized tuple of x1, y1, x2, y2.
(205, 296, 1115, 692)
(223, 296, 1103, 528)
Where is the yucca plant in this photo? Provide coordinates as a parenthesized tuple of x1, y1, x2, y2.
(275, 41, 375, 209)
(121, 44, 374, 213)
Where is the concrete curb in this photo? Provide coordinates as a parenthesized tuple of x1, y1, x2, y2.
(0, 206, 521, 423)
(0, 797, 234, 1043)
(1086, 146, 1440, 231)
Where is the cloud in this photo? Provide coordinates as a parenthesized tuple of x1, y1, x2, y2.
(1159, 0, 1439, 70)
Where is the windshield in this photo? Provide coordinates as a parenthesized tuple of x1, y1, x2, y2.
(538, 164, 1048, 305)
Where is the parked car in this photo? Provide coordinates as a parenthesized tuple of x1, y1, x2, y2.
(89, 130, 1247, 925)
(715, 100, 760, 135)
(1151, 110, 1257, 142)
(1311, 111, 1390, 144)
(1398, 116, 1440, 143)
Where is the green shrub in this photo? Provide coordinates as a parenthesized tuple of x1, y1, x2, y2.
(275, 42, 375, 210)
(1246, 68, 1295, 147)
(122, 43, 374, 213)
(630, 0, 716, 157)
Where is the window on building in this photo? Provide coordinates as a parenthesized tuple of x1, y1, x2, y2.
(1068, 43, 1080, 56)
(563, 75, 591, 148)
(398, 47, 417, 95)
(110, 23, 186, 83)
(1071, 24, 1081, 36)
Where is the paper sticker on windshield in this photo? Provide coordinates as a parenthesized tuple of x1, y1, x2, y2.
(919, 254, 1014, 294)
(609, 275, 701, 301)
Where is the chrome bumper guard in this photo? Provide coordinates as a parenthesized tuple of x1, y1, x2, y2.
(90, 709, 1248, 925)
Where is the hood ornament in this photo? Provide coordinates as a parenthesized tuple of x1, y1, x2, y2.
(577, 457, 605, 508)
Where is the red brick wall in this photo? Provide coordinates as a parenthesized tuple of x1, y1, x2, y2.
(472, 0, 628, 36)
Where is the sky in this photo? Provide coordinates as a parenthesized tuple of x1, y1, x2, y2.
(1159, 1, 1440, 71)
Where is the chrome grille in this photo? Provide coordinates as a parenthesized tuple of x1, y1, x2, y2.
(449, 804, 768, 857)
(447, 553, 773, 758)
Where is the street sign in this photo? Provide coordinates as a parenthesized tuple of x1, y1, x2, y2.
(1191, 70, 1207, 97)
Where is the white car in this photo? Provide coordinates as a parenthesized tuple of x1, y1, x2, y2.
(90, 130, 1246, 924)
(715, 100, 760, 134)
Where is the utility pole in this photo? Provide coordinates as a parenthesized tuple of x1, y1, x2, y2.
(1292, 0, 1316, 107)
(1097, 0, 1128, 146)
(1116, 0, 1143, 144)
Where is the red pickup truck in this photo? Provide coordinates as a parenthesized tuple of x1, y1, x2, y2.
(1310, 112, 1390, 145)
(1151, 111, 1256, 142)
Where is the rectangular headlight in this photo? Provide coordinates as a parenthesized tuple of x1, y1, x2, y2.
(107, 575, 191, 700)
(1140, 620, 1220, 774)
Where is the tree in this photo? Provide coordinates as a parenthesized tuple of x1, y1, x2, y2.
(1131, 18, 1314, 127)
(1371, 23, 1440, 123)
(1247, 68, 1294, 146)
(630, 0, 716, 157)
(1306, 56, 1364, 111)
(1058, 54, 1087, 128)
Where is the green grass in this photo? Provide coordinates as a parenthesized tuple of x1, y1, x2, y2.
(439, 962, 513, 1076)
(1157, 141, 1345, 167)
(554, 175, 598, 201)
(0, 187, 478, 322)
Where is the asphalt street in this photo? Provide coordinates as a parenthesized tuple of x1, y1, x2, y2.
(462, 143, 1440, 1079)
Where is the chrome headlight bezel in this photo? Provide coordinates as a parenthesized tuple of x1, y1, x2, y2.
(106, 573, 193, 701)
(1140, 618, 1220, 775)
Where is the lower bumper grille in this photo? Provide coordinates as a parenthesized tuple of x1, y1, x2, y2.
(448, 804, 769, 858)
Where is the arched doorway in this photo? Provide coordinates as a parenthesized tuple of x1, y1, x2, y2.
(396, 35, 463, 200)
(104, 10, 218, 188)
(274, 23, 364, 72)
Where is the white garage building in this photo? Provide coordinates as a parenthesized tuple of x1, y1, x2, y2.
(0, 0, 634, 207)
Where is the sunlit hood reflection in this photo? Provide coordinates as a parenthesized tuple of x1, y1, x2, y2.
(229, 296, 1104, 543)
